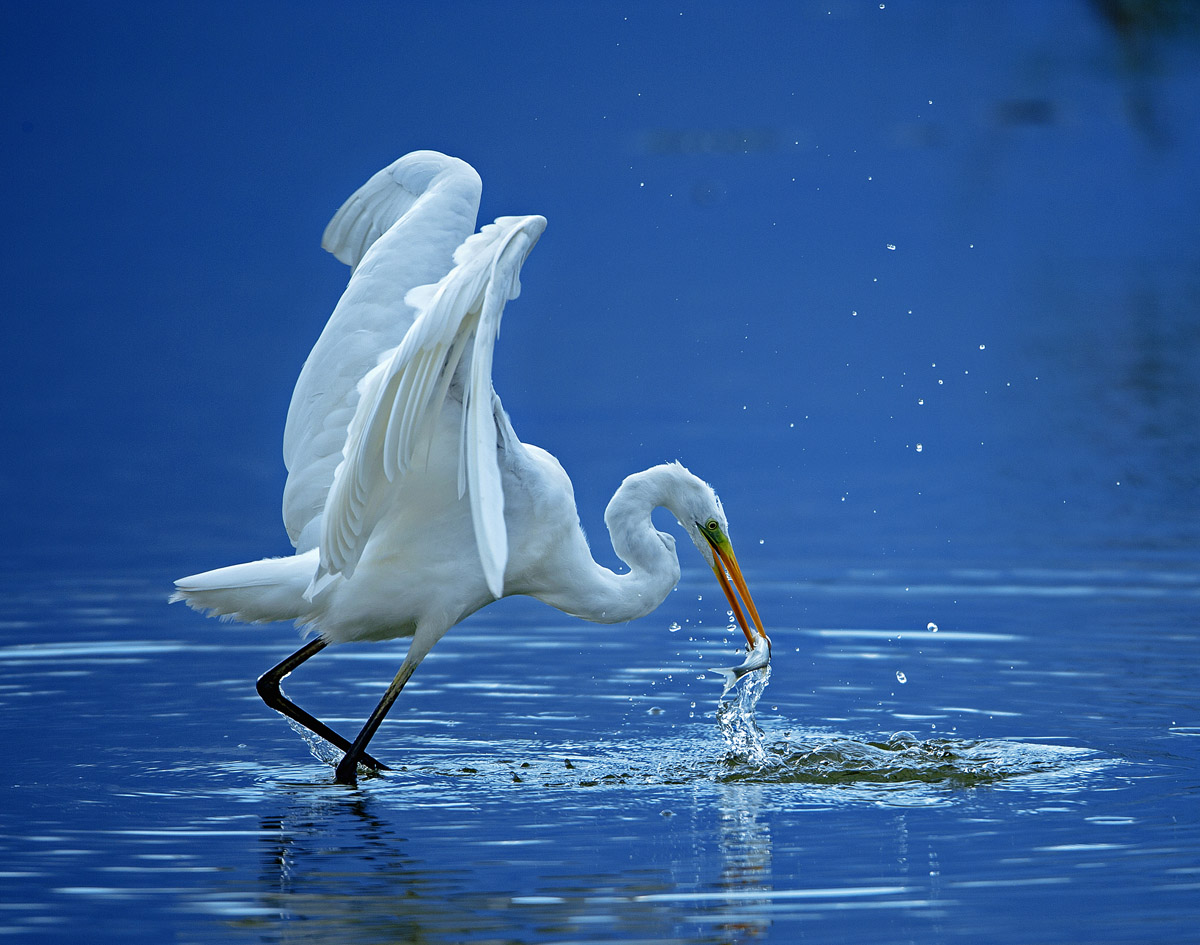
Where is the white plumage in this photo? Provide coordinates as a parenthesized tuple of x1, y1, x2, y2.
(173, 151, 768, 785)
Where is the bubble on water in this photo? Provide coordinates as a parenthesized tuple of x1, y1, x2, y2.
(896, 671, 908, 684)
(927, 621, 938, 632)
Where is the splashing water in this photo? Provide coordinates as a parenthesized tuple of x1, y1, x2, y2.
(285, 715, 343, 767)
(717, 663, 772, 766)
(280, 685, 380, 776)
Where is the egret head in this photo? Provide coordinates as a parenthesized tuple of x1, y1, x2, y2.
(662, 464, 770, 654)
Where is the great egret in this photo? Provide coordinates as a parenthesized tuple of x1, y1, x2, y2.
(173, 151, 770, 786)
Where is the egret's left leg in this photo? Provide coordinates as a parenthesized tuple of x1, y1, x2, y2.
(334, 654, 420, 786)
(258, 639, 391, 772)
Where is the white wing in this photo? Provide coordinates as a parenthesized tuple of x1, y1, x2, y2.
(313, 213, 547, 599)
(282, 152, 483, 553)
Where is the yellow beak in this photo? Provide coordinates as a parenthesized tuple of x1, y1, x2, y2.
(702, 531, 769, 652)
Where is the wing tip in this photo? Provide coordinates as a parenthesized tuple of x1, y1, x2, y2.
(322, 151, 483, 269)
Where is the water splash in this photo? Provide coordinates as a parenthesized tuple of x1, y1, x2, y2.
(716, 664, 772, 766)
(278, 685, 378, 777)
(284, 715, 343, 767)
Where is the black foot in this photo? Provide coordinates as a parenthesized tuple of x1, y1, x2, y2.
(334, 754, 360, 786)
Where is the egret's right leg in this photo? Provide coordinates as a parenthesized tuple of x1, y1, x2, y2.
(334, 654, 420, 786)
(256, 639, 391, 772)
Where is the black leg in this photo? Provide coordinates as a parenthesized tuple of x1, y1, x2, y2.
(257, 639, 391, 772)
(334, 655, 419, 786)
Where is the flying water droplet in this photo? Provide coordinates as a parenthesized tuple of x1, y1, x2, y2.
(927, 621, 938, 632)
(896, 670, 908, 684)
(668, 621, 681, 633)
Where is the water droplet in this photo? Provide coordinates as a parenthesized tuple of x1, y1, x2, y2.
(979, 344, 986, 350)
(927, 621, 938, 632)
(668, 621, 680, 633)
(917, 398, 924, 405)
(886, 243, 896, 251)
(896, 671, 907, 684)
(915, 443, 923, 452)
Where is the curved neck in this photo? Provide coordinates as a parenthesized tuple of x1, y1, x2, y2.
(538, 467, 684, 625)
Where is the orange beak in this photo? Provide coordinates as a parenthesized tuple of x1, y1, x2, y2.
(702, 532, 769, 652)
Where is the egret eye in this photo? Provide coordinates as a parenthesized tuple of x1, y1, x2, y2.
(706, 519, 720, 532)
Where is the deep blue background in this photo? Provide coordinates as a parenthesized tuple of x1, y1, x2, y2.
(3, 5, 1200, 944)
(5, 1, 1197, 586)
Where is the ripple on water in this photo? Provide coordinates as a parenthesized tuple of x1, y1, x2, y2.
(264, 664, 1115, 810)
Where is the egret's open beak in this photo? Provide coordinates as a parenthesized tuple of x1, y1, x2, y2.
(702, 530, 770, 653)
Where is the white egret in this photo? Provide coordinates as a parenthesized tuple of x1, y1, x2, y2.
(172, 151, 770, 786)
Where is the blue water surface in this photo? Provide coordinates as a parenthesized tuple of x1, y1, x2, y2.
(3, 2, 1199, 943)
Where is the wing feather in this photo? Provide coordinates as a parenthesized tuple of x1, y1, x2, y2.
(311, 214, 547, 599)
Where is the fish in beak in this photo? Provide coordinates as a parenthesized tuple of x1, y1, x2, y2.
(699, 522, 771, 690)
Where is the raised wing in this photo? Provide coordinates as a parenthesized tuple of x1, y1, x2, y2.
(312, 214, 547, 600)
(282, 152, 483, 553)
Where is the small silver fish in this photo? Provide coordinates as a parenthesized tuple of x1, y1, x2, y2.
(713, 637, 772, 694)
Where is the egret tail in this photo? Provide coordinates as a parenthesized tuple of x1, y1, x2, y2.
(171, 553, 315, 623)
